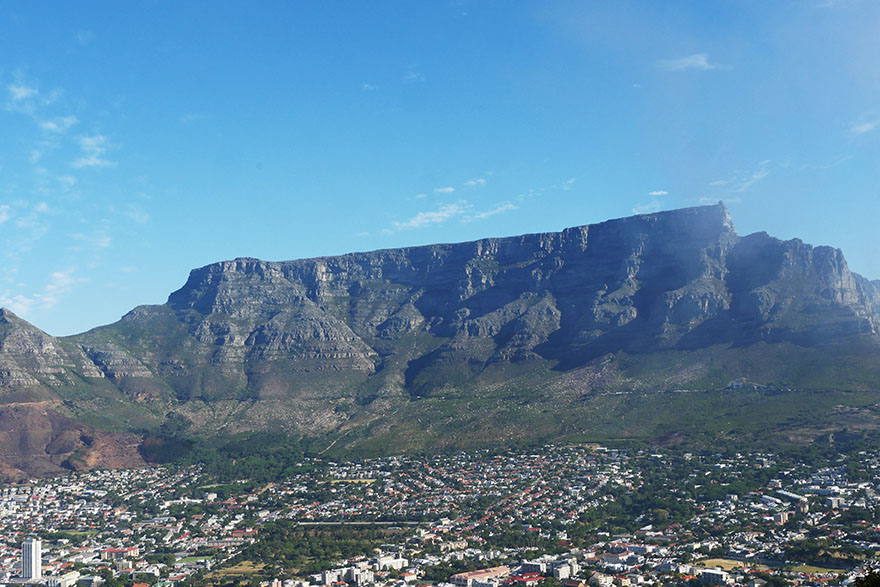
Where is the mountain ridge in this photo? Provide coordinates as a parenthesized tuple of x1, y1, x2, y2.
(2, 203, 880, 477)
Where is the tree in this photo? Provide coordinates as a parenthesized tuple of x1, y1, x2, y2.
(855, 572, 880, 587)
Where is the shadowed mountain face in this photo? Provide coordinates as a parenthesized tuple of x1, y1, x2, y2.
(2, 203, 880, 476)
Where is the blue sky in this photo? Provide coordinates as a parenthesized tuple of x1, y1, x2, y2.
(2, 1, 879, 336)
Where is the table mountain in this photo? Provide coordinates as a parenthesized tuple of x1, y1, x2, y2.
(3, 203, 880, 476)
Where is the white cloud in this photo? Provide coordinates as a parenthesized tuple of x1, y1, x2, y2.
(800, 154, 853, 170)
(75, 29, 94, 45)
(179, 112, 205, 124)
(0, 205, 10, 224)
(72, 155, 115, 169)
(8, 84, 38, 102)
(434, 186, 455, 193)
(708, 161, 771, 196)
(392, 201, 470, 230)
(0, 292, 35, 316)
(0, 270, 86, 315)
(72, 134, 116, 168)
(36, 269, 85, 309)
(70, 231, 113, 252)
(464, 177, 486, 188)
(733, 166, 769, 193)
(361, 83, 377, 91)
(632, 201, 663, 214)
(125, 204, 150, 224)
(39, 115, 78, 133)
(467, 202, 518, 221)
(404, 67, 426, 83)
(851, 119, 880, 135)
(562, 178, 576, 191)
(58, 175, 76, 187)
(34, 202, 49, 213)
(657, 53, 725, 72)
(633, 190, 670, 214)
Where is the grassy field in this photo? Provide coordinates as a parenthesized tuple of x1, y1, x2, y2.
(178, 556, 213, 564)
(206, 561, 264, 578)
(789, 565, 844, 574)
(697, 559, 765, 571)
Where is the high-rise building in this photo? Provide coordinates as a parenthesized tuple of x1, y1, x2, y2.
(22, 537, 41, 580)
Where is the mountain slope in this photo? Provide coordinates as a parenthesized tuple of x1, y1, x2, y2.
(2, 203, 880, 475)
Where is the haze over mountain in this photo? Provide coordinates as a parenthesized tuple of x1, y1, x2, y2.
(2, 203, 880, 478)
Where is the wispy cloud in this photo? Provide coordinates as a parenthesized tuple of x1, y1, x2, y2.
(434, 186, 455, 193)
(732, 163, 770, 193)
(72, 134, 116, 168)
(361, 83, 377, 91)
(562, 178, 576, 191)
(39, 115, 78, 133)
(0, 205, 10, 224)
(467, 202, 518, 221)
(124, 204, 150, 224)
(37, 269, 84, 309)
(632, 202, 663, 214)
(404, 66, 426, 84)
(633, 190, 669, 214)
(75, 29, 94, 45)
(706, 161, 771, 199)
(8, 83, 38, 102)
(179, 112, 205, 124)
(392, 201, 470, 231)
(0, 269, 85, 315)
(657, 53, 726, 72)
(5, 81, 60, 115)
(851, 119, 880, 135)
(463, 177, 486, 188)
(388, 198, 520, 232)
(800, 154, 853, 170)
(0, 292, 35, 316)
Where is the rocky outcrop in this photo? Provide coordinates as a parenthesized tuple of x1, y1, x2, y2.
(0, 309, 104, 398)
(2, 203, 880, 475)
(111, 203, 879, 380)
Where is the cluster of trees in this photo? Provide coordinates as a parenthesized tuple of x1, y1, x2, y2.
(227, 521, 396, 577)
(478, 524, 568, 554)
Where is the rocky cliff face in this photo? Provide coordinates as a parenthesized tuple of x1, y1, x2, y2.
(1, 203, 879, 475)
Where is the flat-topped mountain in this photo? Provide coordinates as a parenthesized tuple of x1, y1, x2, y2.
(3, 203, 880, 477)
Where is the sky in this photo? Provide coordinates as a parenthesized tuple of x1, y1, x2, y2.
(2, 1, 879, 336)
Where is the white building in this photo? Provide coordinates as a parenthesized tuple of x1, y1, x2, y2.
(22, 538, 42, 580)
(47, 570, 81, 587)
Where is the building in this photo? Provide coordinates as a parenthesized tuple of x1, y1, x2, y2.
(22, 538, 41, 580)
(47, 570, 81, 587)
(700, 569, 731, 585)
(451, 566, 510, 587)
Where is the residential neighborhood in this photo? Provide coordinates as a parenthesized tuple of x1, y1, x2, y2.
(1, 445, 880, 587)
